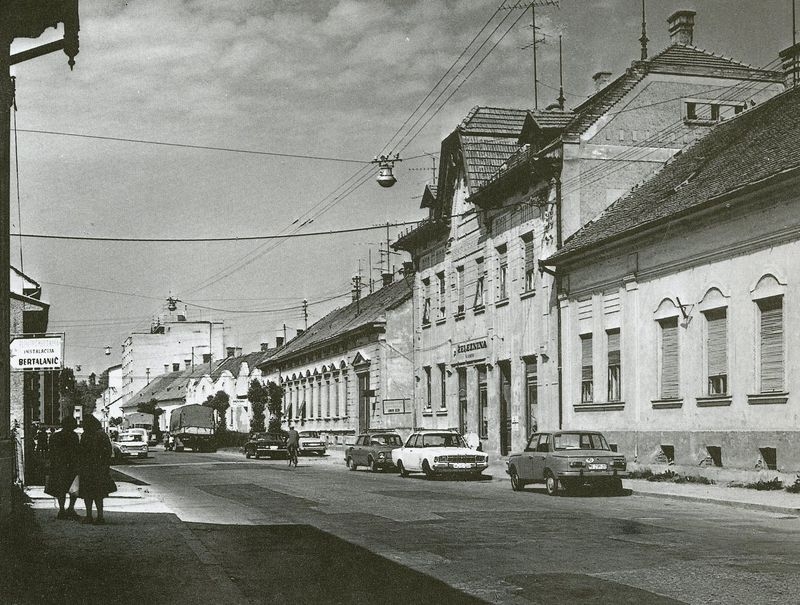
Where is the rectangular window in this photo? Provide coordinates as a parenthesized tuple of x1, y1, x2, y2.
(473, 258, 485, 310)
(438, 363, 447, 410)
(525, 357, 538, 434)
(496, 244, 508, 301)
(607, 329, 621, 401)
(422, 278, 431, 325)
(659, 317, 679, 399)
(424, 366, 432, 410)
(580, 334, 593, 403)
(437, 271, 446, 319)
(478, 366, 488, 439)
(705, 308, 728, 395)
(522, 233, 535, 292)
(759, 297, 784, 393)
(456, 266, 465, 314)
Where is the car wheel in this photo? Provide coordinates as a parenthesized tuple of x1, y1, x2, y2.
(245, 449, 251, 459)
(609, 477, 624, 495)
(545, 471, 560, 496)
(509, 467, 524, 491)
(397, 460, 409, 477)
(346, 457, 357, 471)
(369, 457, 380, 473)
(254, 451, 260, 459)
(422, 460, 434, 479)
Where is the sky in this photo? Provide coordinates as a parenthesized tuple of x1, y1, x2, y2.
(8, 0, 796, 381)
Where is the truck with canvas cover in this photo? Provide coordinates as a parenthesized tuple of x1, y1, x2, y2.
(168, 404, 216, 452)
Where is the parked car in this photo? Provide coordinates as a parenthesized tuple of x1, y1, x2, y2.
(244, 432, 288, 459)
(345, 432, 404, 472)
(506, 431, 628, 495)
(392, 430, 488, 478)
(298, 430, 326, 456)
(112, 431, 149, 460)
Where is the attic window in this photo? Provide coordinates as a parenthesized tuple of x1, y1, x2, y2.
(684, 99, 745, 125)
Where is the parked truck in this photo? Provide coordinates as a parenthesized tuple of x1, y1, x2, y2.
(168, 404, 216, 452)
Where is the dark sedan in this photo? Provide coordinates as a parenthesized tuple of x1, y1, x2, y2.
(244, 432, 288, 459)
(345, 432, 403, 472)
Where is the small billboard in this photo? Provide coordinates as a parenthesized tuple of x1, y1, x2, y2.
(10, 335, 64, 371)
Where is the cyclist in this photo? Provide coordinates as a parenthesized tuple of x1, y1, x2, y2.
(286, 425, 300, 468)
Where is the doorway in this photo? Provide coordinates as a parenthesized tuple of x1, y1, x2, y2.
(457, 367, 467, 435)
(357, 372, 371, 433)
(498, 360, 512, 456)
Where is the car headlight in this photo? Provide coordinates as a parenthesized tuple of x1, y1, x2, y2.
(569, 460, 585, 468)
(378, 452, 385, 459)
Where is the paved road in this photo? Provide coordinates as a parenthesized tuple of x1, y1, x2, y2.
(116, 449, 800, 604)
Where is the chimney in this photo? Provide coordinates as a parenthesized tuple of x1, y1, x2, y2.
(592, 71, 612, 92)
(226, 346, 235, 358)
(260, 342, 270, 352)
(275, 335, 285, 347)
(296, 328, 305, 337)
(779, 42, 800, 88)
(163, 364, 169, 373)
(381, 272, 393, 287)
(184, 359, 191, 370)
(667, 10, 695, 46)
(235, 347, 242, 357)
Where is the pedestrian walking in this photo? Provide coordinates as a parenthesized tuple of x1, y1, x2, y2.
(286, 425, 299, 467)
(44, 416, 80, 520)
(78, 415, 117, 525)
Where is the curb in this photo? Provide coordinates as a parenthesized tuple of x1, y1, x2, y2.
(628, 486, 800, 516)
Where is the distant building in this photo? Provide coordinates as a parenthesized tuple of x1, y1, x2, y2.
(120, 315, 225, 406)
(261, 276, 414, 443)
(394, 11, 786, 458)
(543, 82, 800, 470)
(95, 364, 123, 430)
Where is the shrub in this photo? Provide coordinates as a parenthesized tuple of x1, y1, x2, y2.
(784, 475, 800, 494)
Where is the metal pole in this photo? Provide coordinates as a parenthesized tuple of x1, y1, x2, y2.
(1, 37, 11, 444)
(532, 4, 538, 109)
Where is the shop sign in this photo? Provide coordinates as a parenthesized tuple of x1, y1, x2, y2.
(452, 337, 488, 364)
(10, 335, 64, 371)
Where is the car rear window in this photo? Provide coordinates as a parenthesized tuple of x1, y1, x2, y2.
(553, 433, 610, 451)
(120, 434, 143, 442)
(370, 434, 402, 446)
(421, 433, 466, 448)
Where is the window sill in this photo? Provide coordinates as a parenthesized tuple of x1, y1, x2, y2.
(473, 306, 486, 316)
(520, 290, 536, 301)
(651, 398, 683, 409)
(573, 402, 625, 412)
(684, 118, 718, 126)
(495, 298, 509, 308)
(747, 392, 789, 405)
(696, 395, 732, 407)
(436, 409, 448, 416)
(422, 322, 431, 330)
(435, 318, 447, 326)
(454, 312, 465, 322)
(422, 409, 434, 417)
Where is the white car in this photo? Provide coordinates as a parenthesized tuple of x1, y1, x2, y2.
(392, 430, 488, 478)
(298, 430, 327, 456)
(112, 431, 149, 459)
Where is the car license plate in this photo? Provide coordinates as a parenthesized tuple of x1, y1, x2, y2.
(268, 445, 276, 450)
(588, 463, 607, 470)
(453, 463, 470, 469)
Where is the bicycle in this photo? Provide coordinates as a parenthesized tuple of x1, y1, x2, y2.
(287, 445, 298, 468)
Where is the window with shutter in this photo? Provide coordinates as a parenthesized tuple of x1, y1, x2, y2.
(660, 317, 679, 399)
(473, 258, 485, 310)
(759, 297, 784, 393)
(456, 266, 465, 314)
(705, 308, 728, 395)
(581, 334, 593, 403)
(437, 271, 446, 319)
(423, 366, 432, 410)
(422, 278, 431, 325)
(522, 233, 535, 292)
(496, 245, 508, 300)
(607, 329, 621, 401)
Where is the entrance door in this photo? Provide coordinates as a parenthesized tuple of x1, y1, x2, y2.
(457, 367, 468, 435)
(498, 360, 512, 456)
(357, 372, 370, 433)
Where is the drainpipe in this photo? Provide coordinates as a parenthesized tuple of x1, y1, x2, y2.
(555, 175, 563, 430)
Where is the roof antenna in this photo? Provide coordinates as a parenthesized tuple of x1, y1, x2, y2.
(639, 0, 649, 60)
(557, 35, 565, 110)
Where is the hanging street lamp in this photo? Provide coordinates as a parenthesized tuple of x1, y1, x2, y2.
(371, 154, 402, 188)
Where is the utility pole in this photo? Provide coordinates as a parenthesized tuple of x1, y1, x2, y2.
(507, 1, 558, 110)
(1, 1, 80, 520)
(640, 0, 649, 61)
(302, 299, 308, 331)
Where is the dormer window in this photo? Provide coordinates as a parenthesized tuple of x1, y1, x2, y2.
(684, 99, 745, 125)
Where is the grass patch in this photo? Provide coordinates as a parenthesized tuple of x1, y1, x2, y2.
(729, 477, 784, 491)
(628, 468, 714, 484)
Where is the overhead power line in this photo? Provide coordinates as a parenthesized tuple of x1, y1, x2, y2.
(16, 128, 368, 164)
(12, 220, 422, 243)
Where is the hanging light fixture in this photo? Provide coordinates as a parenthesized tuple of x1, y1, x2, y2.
(371, 154, 402, 188)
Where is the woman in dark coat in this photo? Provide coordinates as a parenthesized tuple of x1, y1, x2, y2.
(78, 415, 116, 524)
(44, 415, 80, 519)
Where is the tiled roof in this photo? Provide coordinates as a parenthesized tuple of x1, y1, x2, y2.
(561, 45, 782, 139)
(420, 183, 438, 209)
(124, 369, 194, 408)
(211, 349, 278, 380)
(268, 279, 413, 363)
(549, 85, 800, 262)
(528, 109, 574, 130)
(459, 106, 529, 137)
(461, 135, 523, 190)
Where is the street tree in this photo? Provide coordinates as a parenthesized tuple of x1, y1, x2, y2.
(266, 381, 284, 433)
(247, 380, 268, 433)
(204, 390, 230, 434)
